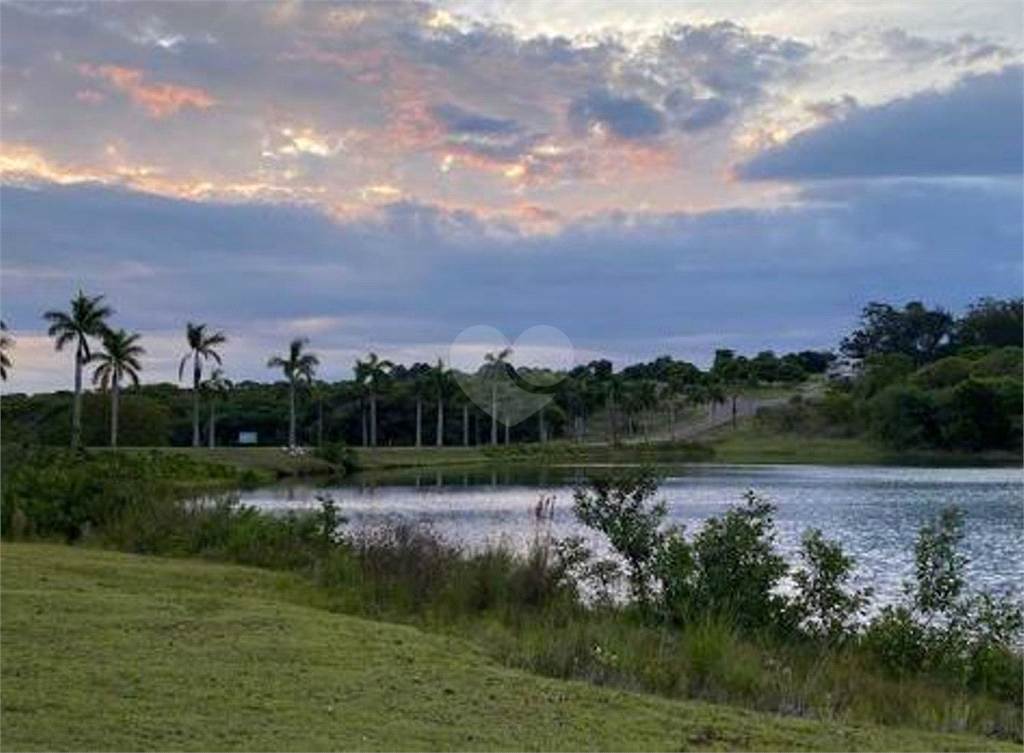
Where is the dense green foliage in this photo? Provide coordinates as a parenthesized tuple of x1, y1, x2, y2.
(753, 296, 1021, 454)
(2, 350, 828, 448)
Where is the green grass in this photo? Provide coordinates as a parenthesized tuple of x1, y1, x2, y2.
(2, 543, 1014, 752)
(707, 418, 1022, 466)
(95, 446, 340, 481)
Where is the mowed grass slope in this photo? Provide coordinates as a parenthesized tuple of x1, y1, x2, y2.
(2, 544, 1014, 752)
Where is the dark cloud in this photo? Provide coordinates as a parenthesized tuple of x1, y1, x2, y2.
(430, 103, 521, 136)
(739, 66, 1024, 180)
(664, 90, 732, 132)
(568, 90, 666, 139)
(3, 178, 1020, 384)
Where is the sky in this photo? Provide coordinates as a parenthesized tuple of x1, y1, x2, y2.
(1, 0, 1022, 393)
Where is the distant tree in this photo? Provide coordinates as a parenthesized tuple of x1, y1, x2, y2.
(935, 379, 1012, 451)
(868, 383, 938, 449)
(483, 348, 512, 445)
(179, 323, 227, 447)
(44, 291, 114, 447)
(953, 297, 1023, 350)
(711, 349, 750, 428)
(841, 301, 953, 365)
(89, 329, 145, 448)
(356, 352, 393, 447)
(0, 320, 12, 381)
(793, 350, 836, 375)
(267, 338, 319, 448)
(429, 358, 451, 447)
(200, 368, 233, 449)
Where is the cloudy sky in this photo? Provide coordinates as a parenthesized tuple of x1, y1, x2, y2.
(1, 1, 1021, 393)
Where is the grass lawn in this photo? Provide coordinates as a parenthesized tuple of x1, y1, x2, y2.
(706, 418, 1023, 466)
(96, 446, 339, 480)
(1, 543, 1014, 752)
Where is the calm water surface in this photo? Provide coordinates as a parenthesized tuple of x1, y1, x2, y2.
(239, 463, 1023, 606)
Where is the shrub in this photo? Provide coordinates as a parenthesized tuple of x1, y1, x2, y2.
(572, 469, 667, 608)
(793, 529, 873, 643)
(686, 491, 791, 634)
(934, 379, 1012, 451)
(909, 357, 972, 390)
(866, 506, 1023, 699)
(314, 441, 358, 472)
(968, 346, 1023, 378)
(867, 383, 938, 448)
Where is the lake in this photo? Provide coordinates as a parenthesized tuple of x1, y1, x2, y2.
(239, 463, 1023, 607)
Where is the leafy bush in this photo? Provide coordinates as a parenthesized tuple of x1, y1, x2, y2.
(572, 470, 667, 608)
(793, 529, 873, 643)
(313, 441, 358, 472)
(909, 357, 972, 390)
(934, 379, 1012, 450)
(865, 506, 1023, 700)
(684, 492, 792, 634)
(968, 346, 1023, 378)
(867, 383, 938, 448)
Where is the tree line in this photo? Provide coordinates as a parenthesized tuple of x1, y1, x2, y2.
(1, 292, 1018, 452)
(762, 297, 1023, 452)
(1, 290, 838, 449)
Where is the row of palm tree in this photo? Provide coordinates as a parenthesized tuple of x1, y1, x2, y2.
(37, 292, 325, 449)
(30, 290, 739, 450)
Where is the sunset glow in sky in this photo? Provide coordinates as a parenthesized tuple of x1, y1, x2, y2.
(2, 1, 1022, 392)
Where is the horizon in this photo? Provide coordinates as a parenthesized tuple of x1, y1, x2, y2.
(2, 1, 1022, 394)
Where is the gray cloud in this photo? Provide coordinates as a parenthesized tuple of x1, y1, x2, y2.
(568, 90, 666, 139)
(3, 178, 1020, 390)
(430, 103, 522, 136)
(739, 66, 1024, 180)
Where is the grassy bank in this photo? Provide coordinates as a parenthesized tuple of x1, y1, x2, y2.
(1, 543, 1014, 753)
(706, 419, 1023, 466)
(94, 445, 341, 482)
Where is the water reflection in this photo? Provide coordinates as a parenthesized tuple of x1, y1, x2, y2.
(239, 463, 1024, 608)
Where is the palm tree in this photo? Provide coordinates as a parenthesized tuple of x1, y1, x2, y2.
(429, 358, 450, 447)
(179, 323, 227, 447)
(414, 377, 425, 448)
(483, 347, 512, 446)
(89, 329, 144, 448)
(44, 291, 114, 447)
(267, 338, 319, 448)
(356, 352, 393, 447)
(201, 368, 232, 449)
(0, 320, 13, 381)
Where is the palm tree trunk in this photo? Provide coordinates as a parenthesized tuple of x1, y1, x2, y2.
(72, 352, 83, 448)
(731, 394, 737, 429)
(415, 398, 422, 447)
(361, 404, 368, 447)
(288, 379, 297, 447)
(370, 390, 378, 447)
(192, 355, 201, 447)
(436, 396, 444, 447)
(462, 403, 468, 446)
(110, 377, 119, 448)
(503, 412, 510, 444)
(208, 404, 216, 449)
(490, 385, 497, 445)
(317, 399, 324, 447)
